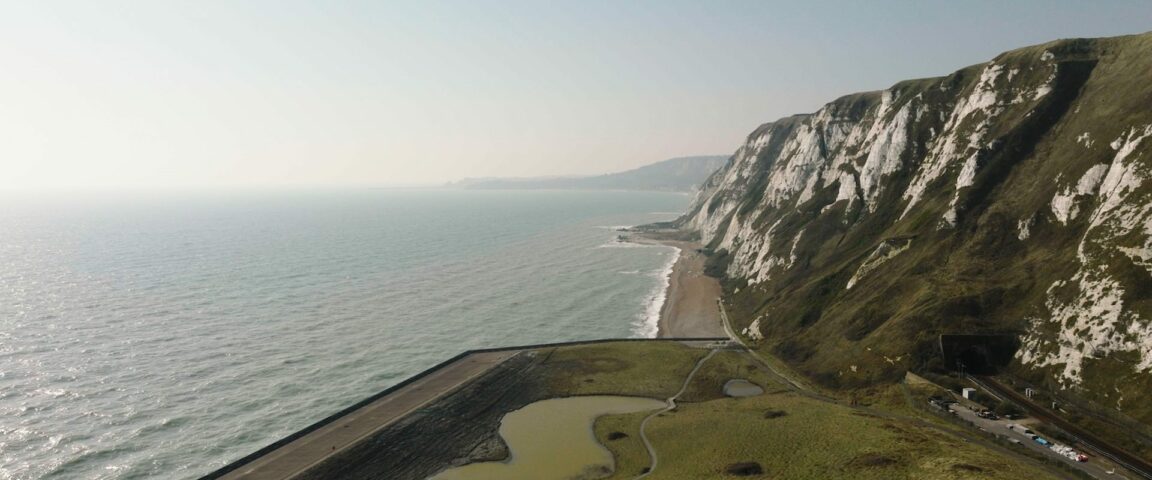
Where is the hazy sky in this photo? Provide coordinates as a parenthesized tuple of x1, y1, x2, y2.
(2, 1, 1149, 189)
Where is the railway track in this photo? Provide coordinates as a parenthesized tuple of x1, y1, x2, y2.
(972, 376, 1152, 480)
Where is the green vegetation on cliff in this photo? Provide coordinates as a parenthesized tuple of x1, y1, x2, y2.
(678, 32, 1152, 440)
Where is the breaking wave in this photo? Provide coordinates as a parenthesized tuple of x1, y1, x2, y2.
(632, 246, 680, 338)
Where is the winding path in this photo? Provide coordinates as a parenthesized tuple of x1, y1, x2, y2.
(633, 348, 719, 479)
(718, 299, 809, 393)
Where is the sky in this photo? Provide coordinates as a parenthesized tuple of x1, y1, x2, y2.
(1, 1, 1150, 189)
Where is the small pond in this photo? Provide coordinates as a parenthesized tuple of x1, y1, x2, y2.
(723, 379, 764, 397)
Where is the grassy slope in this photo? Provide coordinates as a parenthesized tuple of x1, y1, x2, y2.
(538, 342, 709, 398)
(708, 33, 1152, 444)
(623, 395, 1056, 480)
(577, 344, 1073, 479)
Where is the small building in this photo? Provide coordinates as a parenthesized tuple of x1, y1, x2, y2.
(962, 387, 977, 399)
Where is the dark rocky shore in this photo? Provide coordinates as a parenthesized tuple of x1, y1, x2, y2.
(296, 351, 548, 480)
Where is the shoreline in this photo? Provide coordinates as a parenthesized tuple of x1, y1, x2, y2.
(627, 233, 725, 338)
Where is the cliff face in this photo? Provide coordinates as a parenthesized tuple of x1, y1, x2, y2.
(680, 33, 1152, 423)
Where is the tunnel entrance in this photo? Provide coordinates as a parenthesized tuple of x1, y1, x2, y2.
(938, 334, 1020, 375)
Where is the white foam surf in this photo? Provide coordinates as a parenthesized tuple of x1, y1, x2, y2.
(632, 246, 680, 338)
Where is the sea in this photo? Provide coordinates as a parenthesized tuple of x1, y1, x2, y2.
(0, 188, 690, 479)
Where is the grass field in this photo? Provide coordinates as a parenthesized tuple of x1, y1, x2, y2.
(678, 350, 789, 402)
(589, 347, 1068, 479)
(538, 341, 711, 398)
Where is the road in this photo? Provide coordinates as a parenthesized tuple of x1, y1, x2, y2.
(717, 299, 1144, 478)
(717, 299, 809, 392)
(972, 376, 1152, 480)
(950, 403, 1124, 479)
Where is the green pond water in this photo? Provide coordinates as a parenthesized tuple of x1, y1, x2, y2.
(722, 379, 764, 397)
(430, 395, 665, 480)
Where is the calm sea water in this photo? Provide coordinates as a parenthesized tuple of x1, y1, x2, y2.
(0, 189, 688, 479)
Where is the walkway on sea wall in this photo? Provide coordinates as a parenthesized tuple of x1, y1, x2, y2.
(203, 338, 726, 480)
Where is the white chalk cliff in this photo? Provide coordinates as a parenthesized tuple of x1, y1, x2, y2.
(677, 33, 1152, 424)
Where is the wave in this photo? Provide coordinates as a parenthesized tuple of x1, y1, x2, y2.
(0, 189, 694, 479)
(631, 246, 680, 338)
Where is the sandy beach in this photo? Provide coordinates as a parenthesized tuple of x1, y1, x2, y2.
(628, 235, 725, 338)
